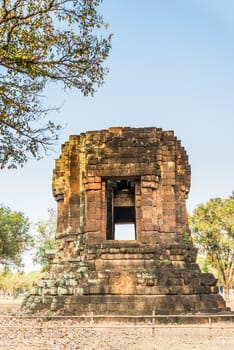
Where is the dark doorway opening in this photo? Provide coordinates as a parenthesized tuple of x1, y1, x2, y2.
(114, 206, 135, 223)
(106, 178, 136, 240)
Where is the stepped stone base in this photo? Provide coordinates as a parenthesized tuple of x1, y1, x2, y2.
(27, 294, 227, 315)
(23, 240, 228, 315)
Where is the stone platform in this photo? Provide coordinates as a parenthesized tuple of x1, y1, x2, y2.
(25, 240, 228, 314)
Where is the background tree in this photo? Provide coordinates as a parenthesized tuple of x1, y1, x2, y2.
(0, 269, 41, 298)
(189, 192, 234, 302)
(33, 208, 56, 270)
(0, 269, 27, 298)
(0, 205, 31, 267)
(0, 0, 111, 168)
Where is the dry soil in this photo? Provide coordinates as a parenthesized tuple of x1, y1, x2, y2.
(0, 297, 233, 350)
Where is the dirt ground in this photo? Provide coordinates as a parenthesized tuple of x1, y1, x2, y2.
(0, 297, 233, 350)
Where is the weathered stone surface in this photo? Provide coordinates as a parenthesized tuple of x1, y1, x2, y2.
(23, 127, 229, 315)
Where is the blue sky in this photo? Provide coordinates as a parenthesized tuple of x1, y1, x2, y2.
(0, 0, 234, 225)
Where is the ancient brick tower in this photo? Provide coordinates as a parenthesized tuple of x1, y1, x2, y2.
(25, 127, 227, 314)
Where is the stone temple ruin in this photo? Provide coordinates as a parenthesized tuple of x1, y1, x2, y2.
(25, 127, 228, 314)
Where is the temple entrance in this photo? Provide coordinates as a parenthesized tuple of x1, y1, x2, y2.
(106, 178, 136, 240)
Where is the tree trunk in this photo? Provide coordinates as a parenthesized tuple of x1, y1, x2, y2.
(13, 289, 18, 299)
(224, 284, 230, 303)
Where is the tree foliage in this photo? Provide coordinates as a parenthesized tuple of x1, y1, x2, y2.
(0, 0, 111, 168)
(0, 269, 41, 297)
(189, 191, 234, 302)
(33, 208, 56, 269)
(0, 205, 31, 267)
